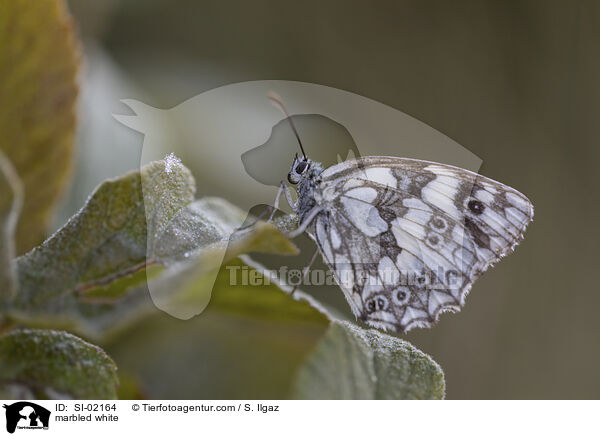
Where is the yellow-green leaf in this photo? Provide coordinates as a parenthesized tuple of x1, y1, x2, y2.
(0, 0, 80, 254)
(107, 258, 330, 399)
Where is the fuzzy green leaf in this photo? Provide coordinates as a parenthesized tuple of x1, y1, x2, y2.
(0, 0, 80, 254)
(292, 320, 445, 399)
(0, 328, 118, 399)
(6, 158, 297, 338)
(9, 159, 188, 330)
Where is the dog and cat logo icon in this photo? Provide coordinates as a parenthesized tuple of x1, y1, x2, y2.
(3, 402, 50, 433)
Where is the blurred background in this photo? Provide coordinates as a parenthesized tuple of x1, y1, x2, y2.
(56, 0, 599, 399)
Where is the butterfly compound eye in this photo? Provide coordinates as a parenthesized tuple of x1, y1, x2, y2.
(295, 160, 309, 174)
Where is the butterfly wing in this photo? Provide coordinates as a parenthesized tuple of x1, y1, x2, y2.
(308, 157, 534, 333)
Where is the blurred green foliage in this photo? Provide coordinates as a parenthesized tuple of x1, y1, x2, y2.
(0, 0, 79, 254)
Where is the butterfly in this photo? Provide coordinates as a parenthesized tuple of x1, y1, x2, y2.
(268, 97, 534, 333)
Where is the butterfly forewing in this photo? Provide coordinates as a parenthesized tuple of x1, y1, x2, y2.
(306, 157, 533, 333)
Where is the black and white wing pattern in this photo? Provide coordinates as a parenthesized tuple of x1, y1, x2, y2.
(306, 157, 534, 333)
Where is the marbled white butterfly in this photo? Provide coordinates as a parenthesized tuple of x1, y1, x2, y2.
(270, 96, 534, 333)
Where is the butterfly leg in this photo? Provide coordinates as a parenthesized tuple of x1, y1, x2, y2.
(287, 206, 323, 238)
(289, 248, 320, 296)
(282, 180, 297, 209)
(267, 180, 295, 222)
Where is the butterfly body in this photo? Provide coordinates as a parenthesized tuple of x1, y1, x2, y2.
(285, 155, 534, 333)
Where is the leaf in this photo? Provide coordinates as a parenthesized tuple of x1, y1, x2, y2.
(0, 151, 23, 302)
(203, 257, 327, 325)
(291, 320, 446, 399)
(106, 257, 330, 399)
(7, 158, 297, 338)
(11, 162, 164, 321)
(0, 0, 80, 254)
(135, 205, 299, 321)
(0, 328, 118, 399)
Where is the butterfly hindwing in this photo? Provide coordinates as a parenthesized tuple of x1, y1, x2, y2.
(308, 157, 533, 333)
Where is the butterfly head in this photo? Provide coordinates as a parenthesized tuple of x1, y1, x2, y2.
(288, 154, 313, 184)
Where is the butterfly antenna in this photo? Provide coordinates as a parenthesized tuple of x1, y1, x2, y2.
(268, 91, 307, 160)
